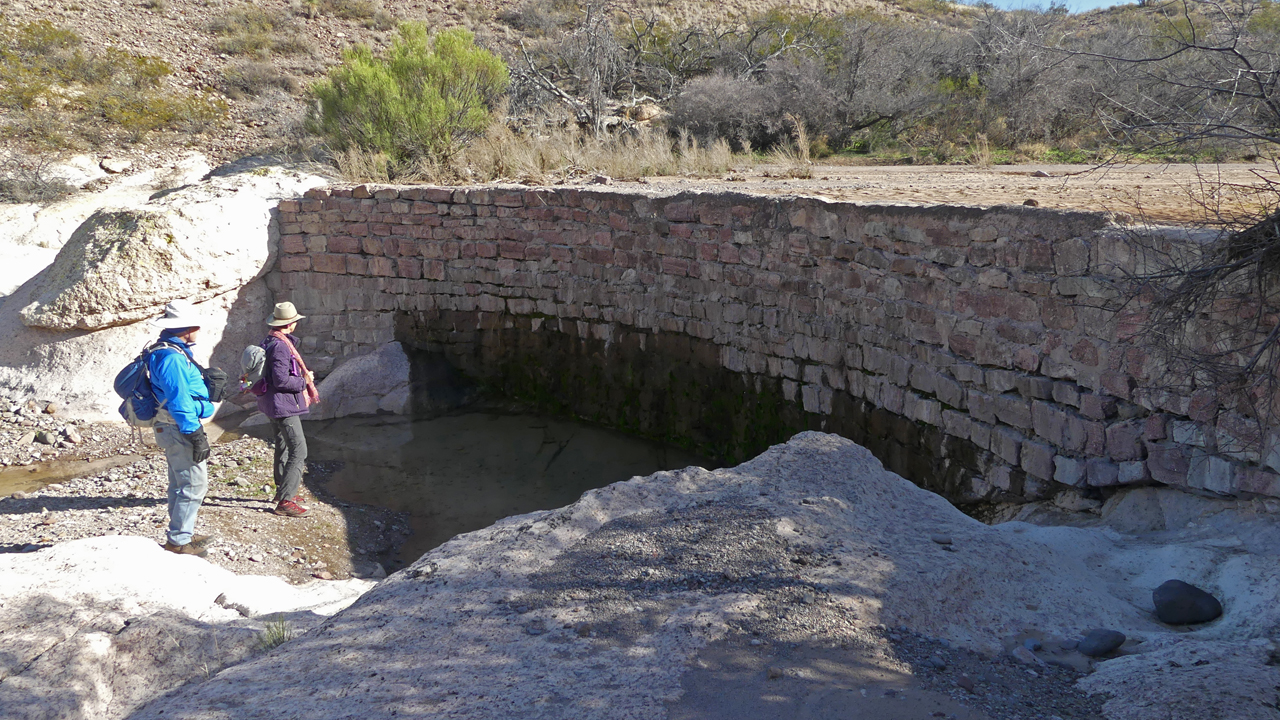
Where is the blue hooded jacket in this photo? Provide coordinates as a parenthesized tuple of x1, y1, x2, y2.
(148, 333, 214, 434)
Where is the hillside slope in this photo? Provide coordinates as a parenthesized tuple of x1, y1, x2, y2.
(1, 0, 945, 167)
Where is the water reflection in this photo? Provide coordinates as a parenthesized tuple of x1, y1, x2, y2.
(305, 412, 710, 565)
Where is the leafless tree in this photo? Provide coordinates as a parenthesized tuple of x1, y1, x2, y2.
(1049, 0, 1280, 446)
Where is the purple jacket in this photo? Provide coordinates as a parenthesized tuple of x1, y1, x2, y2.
(256, 334, 309, 419)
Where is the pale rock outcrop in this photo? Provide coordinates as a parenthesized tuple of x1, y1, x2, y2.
(309, 341, 412, 419)
(1080, 637, 1280, 720)
(0, 153, 211, 302)
(0, 165, 328, 418)
(122, 432, 1280, 720)
(18, 168, 324, 331)
(0, 535, 373, 720)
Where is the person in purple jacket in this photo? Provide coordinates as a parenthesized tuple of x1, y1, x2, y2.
(257, 302, 321, 517)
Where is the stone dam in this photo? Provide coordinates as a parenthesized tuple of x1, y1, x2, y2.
(268, 184, 1280, 505)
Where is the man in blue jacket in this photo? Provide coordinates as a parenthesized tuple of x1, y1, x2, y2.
(149, 300, 216, 557)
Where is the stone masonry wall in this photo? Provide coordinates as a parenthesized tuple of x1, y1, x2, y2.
(268, 184, 1280, 503)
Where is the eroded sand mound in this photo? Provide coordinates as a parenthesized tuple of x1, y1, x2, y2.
(118, 432, 1280, 720)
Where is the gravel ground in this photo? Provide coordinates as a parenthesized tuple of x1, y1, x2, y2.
(0, 399, 410, 584)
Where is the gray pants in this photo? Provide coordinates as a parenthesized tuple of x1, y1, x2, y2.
(270, 415, 308, 503)
(154, 423, 208, 546)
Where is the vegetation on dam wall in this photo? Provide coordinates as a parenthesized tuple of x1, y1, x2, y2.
(268, 183, 1280, 503)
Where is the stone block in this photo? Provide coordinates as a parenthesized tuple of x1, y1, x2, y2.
(969, 421, 992, 450)
(1100, 371, 1134, 400)
(1079, 394, 1118, 420)
(1170, 420, 1207, 447)
(1187, 449, 1235, 494)
(1087, 458, 1120, 486)
(969, 225, 999, 243)
(1032, 401, 1066, 445)
(1040, 298, 1077, 330)
(952, 362, 984, 384)
(890, 355, 912, 386)
(313, 254, 347, 274)
(994, 395, 1032, 429)
(1106, 420, 1145, 461)
(1085, 421, 1107, 456)
(1237, 468, 1280, 497)
(942, 409, 971, 438)
(987, 369, 1018, 394)
(1061, 414, 1087, 453)
(397, 258, 422, 279)
(935, 376, 965, 409)
(862, 346, 891, 375)
(345, 256, 367, 274)
(881, 384, 905, 414)
(1052, 382, 1080, 407)
(993, 426, 1023, 465)
(1015, 375, 1054, 400)
(968, 390, 997, 424)
(1145, 441, 1190, 486)
(1054, 237, 1090, 276)
(977, 268, 1008, 288)
(910, 365, 938, 395)
(1054, 456, 1086, 487)
(904, 392, 942, 426)
(1118, 461, 1150, 485)
(1021, 440, 1055, 481)
(664, 201, 695, 222)
(279, 255, 311, 272)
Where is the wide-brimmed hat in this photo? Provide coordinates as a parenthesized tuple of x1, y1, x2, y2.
(150, 299, 204, 330)
(266, 301, 305, 327)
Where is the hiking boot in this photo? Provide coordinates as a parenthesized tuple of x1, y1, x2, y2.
(190, 534, 214, 548)
(162, 541, 209, 558)
(273, 499, 308, 517)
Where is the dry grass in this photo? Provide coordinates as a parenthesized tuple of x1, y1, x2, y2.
(334, 124, 750, 184)
(219, 61, 302, 99)
(210, 8, 313, 58)
(292, 0, 397, 28)
(0, 18, 226, 149)
(766, 114, 814, 178)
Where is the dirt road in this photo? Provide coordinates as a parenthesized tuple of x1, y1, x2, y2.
(648, 162, 1279, 226)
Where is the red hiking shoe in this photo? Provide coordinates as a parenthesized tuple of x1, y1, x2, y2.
(273, 499, 309, 517)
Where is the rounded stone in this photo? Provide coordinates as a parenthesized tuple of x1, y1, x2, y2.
(1153, 580, 1223, 625)
(1077, 629, 1126, 657)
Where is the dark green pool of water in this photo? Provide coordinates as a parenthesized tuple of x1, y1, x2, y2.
(304, 411, 711, 566)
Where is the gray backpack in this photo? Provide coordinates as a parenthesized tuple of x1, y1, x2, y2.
(240, 344, 267, 393)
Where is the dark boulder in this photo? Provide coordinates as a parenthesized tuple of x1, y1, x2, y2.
(1078, 629, 1126, 657)
(1153, 580, 1222, 625)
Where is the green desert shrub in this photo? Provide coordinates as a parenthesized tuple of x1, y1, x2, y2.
(309, 24, 509, 171)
